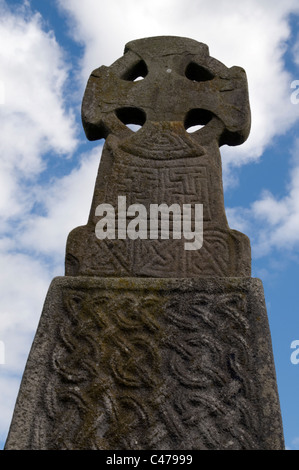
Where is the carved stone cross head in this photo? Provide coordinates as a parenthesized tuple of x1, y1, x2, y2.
(82, 36, 250, 148)
(66, 36, 251, 278)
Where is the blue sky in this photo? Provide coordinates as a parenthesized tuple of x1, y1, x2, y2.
(1, 0, 299, 450)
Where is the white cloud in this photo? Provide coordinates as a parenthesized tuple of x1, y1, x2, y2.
(0, 1, 82, 444)
(0, 1, 78, 221)
(19, 145, 102, 263)
(252, 170, 299, 255)
(226, 206, 252, 234)
(226, 139, 299, 257)
(0, 251, 50, 360)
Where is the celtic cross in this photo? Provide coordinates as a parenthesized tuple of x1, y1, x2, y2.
(66, 36, 251, 277)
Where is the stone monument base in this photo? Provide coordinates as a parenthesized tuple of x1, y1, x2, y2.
(5, 277, 284, 450)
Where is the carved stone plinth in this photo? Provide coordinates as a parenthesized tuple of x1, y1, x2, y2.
(5, 277, 284, 450)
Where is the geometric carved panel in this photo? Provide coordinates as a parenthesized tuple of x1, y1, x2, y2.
(66, 227, 251, 278)
(104, 157, 211, 221)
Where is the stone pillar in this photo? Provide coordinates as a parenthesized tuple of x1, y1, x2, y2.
(5, 36, 284, 450)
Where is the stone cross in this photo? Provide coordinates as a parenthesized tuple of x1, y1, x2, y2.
(5, 37, 284, 451)
(66, 36, 251, 278)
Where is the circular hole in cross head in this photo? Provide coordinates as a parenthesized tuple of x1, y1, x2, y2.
(122, 60, 148, 82)
(115, 107, 146, 132)
(184, 109, 214, 133)
(185, 62, 214, 82)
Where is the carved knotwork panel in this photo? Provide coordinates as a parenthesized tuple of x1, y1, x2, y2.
(31, 285, 260, 450)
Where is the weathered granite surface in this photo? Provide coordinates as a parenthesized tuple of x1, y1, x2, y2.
(65, 36, 251, 278)
(5, 37, 284, 450)
(5, 277, 284, 450)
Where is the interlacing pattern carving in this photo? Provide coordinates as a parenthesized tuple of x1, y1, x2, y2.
(32, 287, 260, 450)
